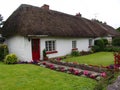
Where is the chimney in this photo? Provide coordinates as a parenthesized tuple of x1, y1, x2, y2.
(41, 4, 49, 10)
(76, 13, 81, 17)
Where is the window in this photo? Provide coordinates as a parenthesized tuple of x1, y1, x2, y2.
(45, 41, 56, 51)
(89, 39, 93, 46)
(72, 41, 77, 49)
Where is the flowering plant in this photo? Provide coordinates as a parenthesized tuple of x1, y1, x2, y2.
(39, 61, 105, 80)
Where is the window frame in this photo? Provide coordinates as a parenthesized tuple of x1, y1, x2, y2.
(45, 40, 57, 54)
(72, 40, 78, 50)
(89, 38, 93, 46)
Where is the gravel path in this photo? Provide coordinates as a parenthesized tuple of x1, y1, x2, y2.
(107, 76, 120, 90)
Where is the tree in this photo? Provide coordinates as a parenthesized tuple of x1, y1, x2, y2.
(116, 27, 120, 32)
(0, 14, 3, 28)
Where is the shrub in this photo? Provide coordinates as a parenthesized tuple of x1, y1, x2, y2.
(80, 50, 92, 55)
(91, 45, 100, 52)
(112, 38, 120, 46)
(104, 46, 120, 52)
(4, 54, 18, 64)
(43, 49, 46, 57)
(0, 44, 9, 61)
(102, 39, 108, 46)
(94, 39, 105, 51)
(71, 50, 80, 56)
(94, 39, 108, 52)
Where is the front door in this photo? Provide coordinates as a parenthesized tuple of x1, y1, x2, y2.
(32, 39, 40, 61)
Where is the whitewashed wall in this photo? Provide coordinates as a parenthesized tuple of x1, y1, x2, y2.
(5, 36, 92, 61)
(40, 37, 91, 60)
(5, 36, 32, 62)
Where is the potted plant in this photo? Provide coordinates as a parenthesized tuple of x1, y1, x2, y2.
(43, 49, 48, 60)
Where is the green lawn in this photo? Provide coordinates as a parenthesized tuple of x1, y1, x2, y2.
(0, 62, 97, 90)
(64, 52, 114, 66)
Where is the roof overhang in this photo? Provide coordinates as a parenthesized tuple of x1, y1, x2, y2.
(28, 35, 48, 38)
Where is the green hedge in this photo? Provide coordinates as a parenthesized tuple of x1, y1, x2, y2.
(0, 44, 9, 61)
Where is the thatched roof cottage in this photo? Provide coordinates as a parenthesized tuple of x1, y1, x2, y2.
(2, 4, 119, 61)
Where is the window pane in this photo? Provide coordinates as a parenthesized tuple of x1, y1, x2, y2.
(45, 41, 48, 51)
(53, 41, 55, 50)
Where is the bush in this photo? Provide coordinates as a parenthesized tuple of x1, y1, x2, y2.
(102, 39, 109, 46)
(0, 44, 9, 61)
(43, 49, 47, 57)
(94, 39, 105, 51)
(91, 45, 100, 52)
(71, 50, 80, 56)
(112, 38, 120, 46)
(94, 39, 108, 52)
(80, 50, 92, 56)
(104, 46, 120, 52)
(104, 46, 113, 52)
(4, 54, 18, 64)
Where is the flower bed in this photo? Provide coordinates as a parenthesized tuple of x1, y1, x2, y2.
(39, 61, 107, 80)
(49, 59, 107, 73)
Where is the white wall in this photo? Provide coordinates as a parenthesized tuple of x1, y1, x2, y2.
(40, 37, 90, 60)
(5, 36, 91, 61)
(5, 36, 32, 62)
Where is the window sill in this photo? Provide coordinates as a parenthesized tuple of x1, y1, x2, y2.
(46, 51, 58, 54)
(72, 48, 78, 51)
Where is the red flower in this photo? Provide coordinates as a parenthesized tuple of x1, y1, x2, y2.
(83, 70, 89, 75)
(60, 68, 65, 72)
(101, 72, 106, 77)
(74, 70, 79, 75)
(69, 68, 74, 72)
(90, 74, 95, 79)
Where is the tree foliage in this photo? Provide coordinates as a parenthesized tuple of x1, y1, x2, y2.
(116, 27, 120, 32)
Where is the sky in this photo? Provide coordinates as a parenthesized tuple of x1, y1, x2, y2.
(0, 0, 120, 29)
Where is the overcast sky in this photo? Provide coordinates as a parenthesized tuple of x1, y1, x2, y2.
(0, 0, 120, 28)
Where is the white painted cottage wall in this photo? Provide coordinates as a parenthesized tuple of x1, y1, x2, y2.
(5, 36, 91, 61)
(5, 36, 32, 62)
(40, 37, 90, 60)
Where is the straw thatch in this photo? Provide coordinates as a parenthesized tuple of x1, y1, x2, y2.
(2, 4, 119, 38)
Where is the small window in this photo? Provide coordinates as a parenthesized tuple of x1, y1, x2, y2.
(45, 41, 56, 51)
(89, 39, 93, 46)
(72, 41, 77, 49)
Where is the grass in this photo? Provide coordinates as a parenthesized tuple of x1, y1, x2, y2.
(0, 62, 97, 90)
(64, 52, 114, 66)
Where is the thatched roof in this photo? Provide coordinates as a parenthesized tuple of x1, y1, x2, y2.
(2, 4, 120, 38)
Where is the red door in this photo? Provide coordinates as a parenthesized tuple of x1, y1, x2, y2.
(32, 39, 40, 61)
